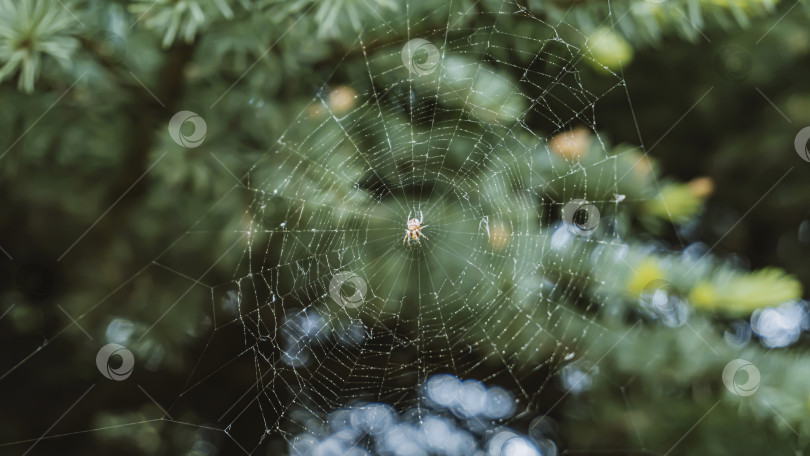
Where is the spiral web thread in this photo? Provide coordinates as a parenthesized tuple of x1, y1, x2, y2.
(184, 0, 641, 452)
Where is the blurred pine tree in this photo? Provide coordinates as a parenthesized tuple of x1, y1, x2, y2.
(0, 0, 808, 455)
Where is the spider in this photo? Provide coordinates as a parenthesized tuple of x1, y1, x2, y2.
(403, 211, 428, 247)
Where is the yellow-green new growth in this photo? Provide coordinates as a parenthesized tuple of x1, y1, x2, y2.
(689, 267, 803, 315)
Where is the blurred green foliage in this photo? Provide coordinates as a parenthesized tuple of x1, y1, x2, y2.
(0, 0, 809, 455)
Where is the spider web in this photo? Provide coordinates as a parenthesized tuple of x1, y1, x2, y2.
(0, 1, 652, 454)
(176, 1, 639, 452)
